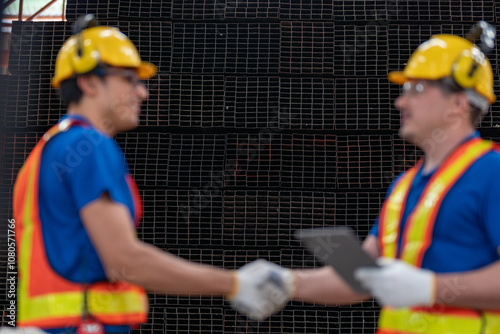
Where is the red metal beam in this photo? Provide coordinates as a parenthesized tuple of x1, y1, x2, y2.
(62, 0, 66, 21)
(18, 0, 23, 21)
(0, 22, 13, 27)
(0, 0, 17, 12)
(25, 0, 59, 21)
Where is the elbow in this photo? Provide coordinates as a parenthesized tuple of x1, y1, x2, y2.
(100, 240, 145, 283)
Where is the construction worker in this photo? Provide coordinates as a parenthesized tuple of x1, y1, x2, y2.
(13, 15, 294, 333)
(291, 22, 500, 333)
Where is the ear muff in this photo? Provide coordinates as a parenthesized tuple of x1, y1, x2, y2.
(451, 48, 484, 89)
(451, 21, 496, 90)
(71, 14, 100, 74)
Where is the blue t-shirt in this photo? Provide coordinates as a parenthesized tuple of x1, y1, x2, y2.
(38, 115, 137, 333)
(370, 135, 500, 273)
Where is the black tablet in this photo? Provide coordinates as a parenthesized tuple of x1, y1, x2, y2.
(295, 227, 378, 294)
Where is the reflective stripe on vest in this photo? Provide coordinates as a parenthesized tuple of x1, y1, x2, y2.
(14, 119, 148, 328)
(377, 138, 500, 334)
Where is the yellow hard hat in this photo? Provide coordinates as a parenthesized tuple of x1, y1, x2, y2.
(52, 25, 157, 88)
(388, 34, 495, 104)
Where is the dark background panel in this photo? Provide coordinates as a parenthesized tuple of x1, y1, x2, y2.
(335, 78, 392, 130)
(166, 134, 226, 188)
(280, 77, 335, 130)
(336, 135, 393, 190)
(225, 133, 281, 188)
(281, 134, 337, 189)
(66, 0, 172, 20)
(280, 21, 335, 75)
(224, 76, 280, 128)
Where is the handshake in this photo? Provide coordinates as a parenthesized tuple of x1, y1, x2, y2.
(227, 259, 295, 321)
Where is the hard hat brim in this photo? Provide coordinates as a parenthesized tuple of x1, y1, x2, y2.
(137, 61, 157, 80)
(387, 71, 408, 85)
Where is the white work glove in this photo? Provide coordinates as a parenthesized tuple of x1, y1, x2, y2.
(228, 259, 295, 321)
(354, 258, 436, 308)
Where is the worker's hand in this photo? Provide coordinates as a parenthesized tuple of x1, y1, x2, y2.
(354, 258, 436, 308)
(228, 259, 295, 321)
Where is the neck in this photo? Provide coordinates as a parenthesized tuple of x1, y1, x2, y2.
(67, 101, 115, 137)
(418, 128, 476, 174)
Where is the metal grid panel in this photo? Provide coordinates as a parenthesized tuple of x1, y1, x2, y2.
(225, 23, 281, 74)
(172, 0, 222, 20)
(167, 134, 226, 188)
(4, 75, 28, 128)
(171, 23, 227, 74)
(125, 21, 172, 74)
(4, 74, 65, 128)
(66, 0, 120, 19)
(164, 307, 224, 333)
(335, 78, 392, 130)
(115, 133, 170, 188)
(168, 75, 224, 127)
(332, 0, 388, 21)
(336, 135, 393, 189)
(278, 191, 336, 247)
(334, 192, 386, 239)
(225, 0, 279, 18)
(134, 306, 166, 334)
(392, 135, 421, 179)
(389, 82, 403, 130)
(224, 76, 280, 128)
(222, 308, 283, 334)
(66, 0, 171, 20)
(339, 309, 379, 334)
(9, 22, 70, 74)
(225, 133, 281, 188)
(394, 0, 494, 22)
(223, 190, 280, 247)
(280, 248, 318, 269)
(280, 77, 335, 130)
(9, 21, 171, 74)
(159, 190, 223, 247)
(280, 309, 340, 333)
(1, 132, 43, 186)
(282, 134, 336, 189)
(280, 22, 334, 74)
(0, 189, 13, 226)
(172, 23, 280, 74)
(280, 0, 334, 20)
(334, 25, 388, 77)
(0, 76, 9, 126)
(141, 75, 170, 126)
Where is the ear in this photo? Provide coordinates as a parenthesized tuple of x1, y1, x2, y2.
(77, 75, 102, 97)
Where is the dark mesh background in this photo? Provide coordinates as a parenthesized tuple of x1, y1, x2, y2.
(1, 1, 500, 333)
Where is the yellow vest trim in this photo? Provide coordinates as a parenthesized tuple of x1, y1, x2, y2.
(379, 307, 482, 334)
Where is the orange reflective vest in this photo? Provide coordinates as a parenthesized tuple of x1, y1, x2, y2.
(377, 137, 500, 334)
(14, 119, 148, 328)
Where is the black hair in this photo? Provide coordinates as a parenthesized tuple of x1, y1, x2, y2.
(58, 64, 108, 105)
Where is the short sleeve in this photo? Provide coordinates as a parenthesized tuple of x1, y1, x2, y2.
(47, 127, 131, 211)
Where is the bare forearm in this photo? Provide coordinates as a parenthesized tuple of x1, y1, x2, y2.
(292, 266, 370, 305)
(435, 260, 500, 309)
(106, 242, 234, 296)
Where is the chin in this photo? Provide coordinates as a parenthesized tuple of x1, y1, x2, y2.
(121, 118, 140, 132)
(398, 127, 416, 143)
